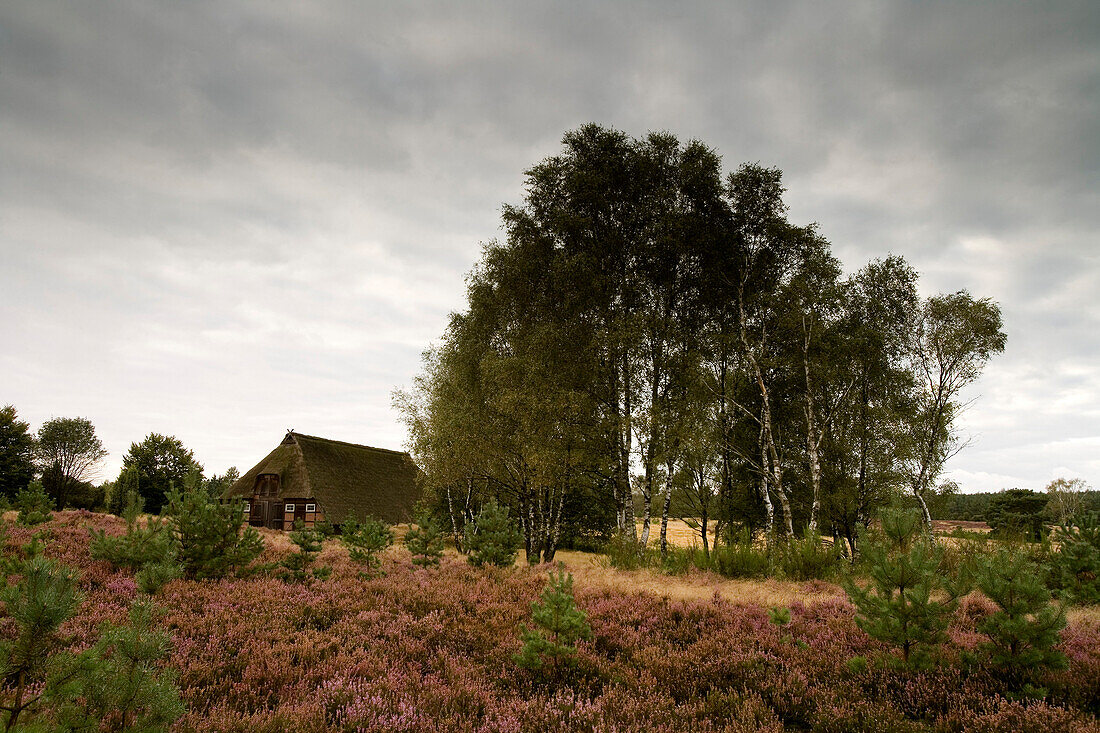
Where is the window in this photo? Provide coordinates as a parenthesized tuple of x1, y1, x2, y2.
(244, 502, 250, 512)
(305, 503, 316, 513)
(285, 504, 295, 513)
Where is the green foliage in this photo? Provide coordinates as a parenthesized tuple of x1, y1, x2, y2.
(767, 606, 791, 627)
(602, 531, 646, 571)
(15, 481, 54, 526)
(986, 488, 1049, 541)
(122, 433, 204, 515)
(108, 466, 142, 517)
(777, 530, 842, 581)
(340, 516, 394, 575)
(465, 499, 522, 568)
(90, 492, 175, 571)
(34, 417, 107, 510)
(709, 528, 771, 579)
(404, 513, 444, 568)
(842, 509, 960, 667)
(49, 601, 185, 732)
(0, 405, 35, 500)
(164, 470, 263, 580)
(281, 519, 331, 582)
(1047, 511, 1100, 605)
(135, 560, 182, 595)
(515, 567, 592, 674)
(970, 548, 1067, 673)
(0, 555, 82, 730)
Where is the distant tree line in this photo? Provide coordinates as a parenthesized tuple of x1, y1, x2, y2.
(0, 405, 236, 516)
(398, 124, 1007, 563)
(934, 480, 1100, 527)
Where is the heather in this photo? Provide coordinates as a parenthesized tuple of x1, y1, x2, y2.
(4, 511, 1100, 732)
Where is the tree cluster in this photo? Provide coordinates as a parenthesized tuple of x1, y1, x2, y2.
(399, 125, 1006, 562)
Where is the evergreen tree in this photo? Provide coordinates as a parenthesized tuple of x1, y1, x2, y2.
(15, 481, 53, 527)
(281, 520, 331, 582)
(108, 466, 141, 517)
(1047, 511, 1100, 604)
(0, 556, 81, 730)
(0, 406, 35, 501)
(515, 567, 592, 674)
(972, 548, 1067, 673)
(465, 499, 523, 568)
(842, 509, 959, 667)
(90, 491, 175, 571)
(50, 601, 185, 732)
(340, 516, 394, 575)
(404, 512, 444, 568)
(163, 470, 263, 580)
(121, 433, 203, 515)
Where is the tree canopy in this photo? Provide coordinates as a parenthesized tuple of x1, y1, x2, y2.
(121, 433, 204, 515)
(34, 416, 107, 509)
(399, 124, 1006, 562)
(0, 405, 35, 500)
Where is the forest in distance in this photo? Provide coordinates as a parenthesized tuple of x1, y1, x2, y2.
(398, 124, 1008, 565)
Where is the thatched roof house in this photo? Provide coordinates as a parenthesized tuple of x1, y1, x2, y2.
(226, 431, 421, 530)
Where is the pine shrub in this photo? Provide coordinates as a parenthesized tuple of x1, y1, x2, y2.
(515, 567, 592, 674)
(15, 480, 53, 527)
(90, 491, 176, 571)
(281, 519, 332, 582)
(50, 601, 185, 732)
(163, 470, 264, 580)
(971, 548, 1067, 673)
(1047, 511, 1100, 605)
(340, 515, 394, 574)
(465, 499, 523, 568)
(405, 512, 444, 568)
(842, 509, 960, 667)
(108, 465, 141, 517)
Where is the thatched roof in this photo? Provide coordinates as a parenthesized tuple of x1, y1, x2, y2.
(226, 432, 421, 524)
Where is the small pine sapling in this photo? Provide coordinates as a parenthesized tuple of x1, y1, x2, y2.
(108, 466, 141, 518)
(1047, 511, 1100, 605)
(465, 499, 523, 568)
(0, 555, 81, 730)
(281, 519, 332, 582)
(340, 516, 394, 575)
(49, 601, 185, 732)
(90, 491, 176, 571)
(515, 566, 592, 675)
(971, 548, 1067, 674)
(842, 509, 961, 667)
(15, 481, 53, 527)
(404, 512, 444, 568)
(164, 470, 264, 580)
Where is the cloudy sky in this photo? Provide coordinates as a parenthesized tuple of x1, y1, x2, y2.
(1, 1, 1097, 492)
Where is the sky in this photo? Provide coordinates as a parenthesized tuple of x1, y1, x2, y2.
(1, 1, 1098, 493)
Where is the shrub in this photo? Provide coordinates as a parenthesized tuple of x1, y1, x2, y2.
(163, 470, 264, 580)
(1047, 511, 1100, 605)
(405, 512, 444, 568)
(515, 567, 592, 674)
(603, 530, 646, 570)
(0, 555, 81, 729)
(341, 516, 394, 574)
(135, 560, 182, 595)
(842, 509, 960, 667)
(465, 499, 523, 568)
(777, 530, 842, 581)
(50, 601, 185, 732)
(15, 480, 53, 526)
(108, 466, 141, 517)
(90, 491, 176, 571)
(971, 548, 1067, 674)
(281, 519, 332, 582)
(709, 528, 770, 578)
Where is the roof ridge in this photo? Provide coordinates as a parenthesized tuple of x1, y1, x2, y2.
(290, 432, 410, 457)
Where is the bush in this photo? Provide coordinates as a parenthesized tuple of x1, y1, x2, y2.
(135, 560, 182, 595)
(1046, 511, 1100, 605)
(971, 548, 1067, 674)
(90, 491, 176, 571)
(50, 601, 185, 732)
(281, 519, 331, 582)
(709, 528, 771, 579)
(842, 509, 960, 667)
(404, 512, 444, 568)
(465, 499, 523, 568)
(340, 516, 394, 574)
(15, 480, 53, 526)
(603, 530, 646, 570)
(163, 470, 264, 580)
(515, 566, 592, 674)
(777, 530, 842, 581)
(109, 466, 142, 517)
